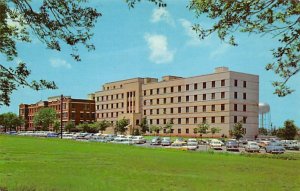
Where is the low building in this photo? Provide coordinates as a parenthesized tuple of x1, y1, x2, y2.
(19, 96, 95, 131)
(94, 67, 259, 138)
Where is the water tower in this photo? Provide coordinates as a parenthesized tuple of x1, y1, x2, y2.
(259, 103, 271, 129)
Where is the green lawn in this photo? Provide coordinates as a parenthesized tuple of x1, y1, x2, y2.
(0, 135, 299, 191)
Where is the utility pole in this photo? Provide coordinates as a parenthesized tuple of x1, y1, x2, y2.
(60, 94, 63, 139)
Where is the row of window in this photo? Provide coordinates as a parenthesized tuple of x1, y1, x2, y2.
(152, 127, 246, 135)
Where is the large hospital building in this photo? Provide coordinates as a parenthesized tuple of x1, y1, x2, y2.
(94, 67, 259, 138)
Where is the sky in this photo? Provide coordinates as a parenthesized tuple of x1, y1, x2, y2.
(1, 0, 299, 128)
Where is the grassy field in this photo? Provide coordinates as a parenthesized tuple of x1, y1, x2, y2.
(0, 135, 299, 191)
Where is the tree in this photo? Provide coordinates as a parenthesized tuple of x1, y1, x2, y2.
(95, 120, 111, 134)
(139, 117, 149, 134)
(198, 123, 209, 140)
(230, 121, 245, 141)
(64, 121, 75, 132)
(259, 127, 268, 136)
(211, 127, 221, 138)
(0, 0, 100, 106)
(0, 112, 23, 131)
(115, 118, 129, 135)
(33, 108, 56, 131)
(52, 120, 60, 132)
(278, 120, 298, 140)
(163, 119, 173, 137)
(193, 127, 198, 138)
(150, 125, 161, 136)
(188, 1, 300, 96)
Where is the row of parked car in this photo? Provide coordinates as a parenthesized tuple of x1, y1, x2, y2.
(4, 131, 299, 153)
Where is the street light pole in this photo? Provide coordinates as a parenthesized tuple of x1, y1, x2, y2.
(60, 94, 63, 139)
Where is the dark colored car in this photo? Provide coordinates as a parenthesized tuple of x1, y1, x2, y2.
(265, 142, 285, 154)
(225, 141, 239, 151)
(150, 137, 162, 145)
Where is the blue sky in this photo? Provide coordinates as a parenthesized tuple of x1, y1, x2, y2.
(1, 1, 299, 128)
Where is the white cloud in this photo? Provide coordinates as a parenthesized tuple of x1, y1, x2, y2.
(50, 58, 71, 69)
(151, 8, 175, 26)
(209, 44, 230, 59)
(179, 18, 202, 46)
(144, 33, 174, 64)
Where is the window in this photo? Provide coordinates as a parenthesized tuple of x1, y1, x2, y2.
(203, 105, 206, 112)
(163, 119, 166, 124)
(234, 80, 238, 87)
(150, 89, 153, 95)
(178, 96, 181, 103)
(203, 94, 206, 100)
(171, 129, 174, 133)
(178, 118, 181, 124)
(164, 88, 167, 93)
(163, 108, 166, 114)
(194, 106, 197, 112)
(243, 93, 247, 100)
(186, 118, 189, 124)
(156, 109, 159, 114)
(221, 79, 225, 86)
(203, 117, 206, 123)
(211, 117, 215, 123)
(194, 83, 198, 90)
(156, 119, 159, 125)
(171, 87, 174, 93)
(157, 88, 159, 94)
(150, 119, 153, 125)
(157, 99, 160, 104)
(243, 116, 247, 123)
(211, 93, 215, 100)
(178, 128, 181, 134)
(150, 99, 153, 105)
(212, 81, 215, 88)
(211, 105, 215, 111)
(144, 100, 146, 106)
(234, 92, 238, 99)
(243, 105, 246, 112)
(194, 117, 197, 124)
(186, 84, 189, 91)
(221, 92, 225, 99)
(243, 81, 247, 88)
(186, 128, 189, 134)
(136, 119, 140, 125)
(163, 129, 166, 134)
(170, 108, 174, 114)
(178, 86, 181, 92)
(203, 82, 206, 89)
(234, 104, 238, 111)
(221, 104, 225, 111)
(163, 98, 166, 104)
(170, 97, 174, 103)
(234, 116, 238, 123)
(178, 107, 181, 113)
(144, 110, 146, 115)
(186, 107, 189, 113)
(150, 109, 153, 115)
(194, 95, 198, 101)
(186, 96, 189, 102)
(221, 116, 225, 123)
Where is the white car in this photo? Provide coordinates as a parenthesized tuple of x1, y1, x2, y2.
(245, 141, 260, 152)
(183, 139, 199, 150)
(209, 141, 222, 150)
(62, 133, 74, 139)
(132, 136, 146, 144)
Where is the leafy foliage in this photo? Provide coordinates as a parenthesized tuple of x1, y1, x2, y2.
(188, 0, 300, 96)
(230, 121, 245, 140)
(64, 121, 75, 132)
(211, 127, 221, 137)
(52, 120, 60, 132)
(115, 118, 129, 134)
(33, 108, 56, 131)
(95, 120, 111, 133)
(150, 125, 161, 136)
(0, 0, 100, 106)
(198, 122, 209, 138)
(259, 127, 268, 135)
(139, 117, 149, 134)
(163, 119, 173, 136)
(277, 120, 298, 140)
(0, 112, 24, 131)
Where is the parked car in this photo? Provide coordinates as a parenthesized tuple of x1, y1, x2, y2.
(161, 137, 172, 146)
(258, 140, 270, 148)
(265, 142, 285, 154)
(225, 140, 239, 151)
(184, 139, 199, 150)
(102, 134, 116, 142)
(6, 131, 18, 135)
(132, 136, 146, 144)
(171, 138, 186, 146)
(150, 137, 162, 145)
(245, 141, 260, 153)
(62, 133, 74, 139)
(210, 140, 222, 150)
(282, 141, 300, 150)
(47, 132, 58, 138)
